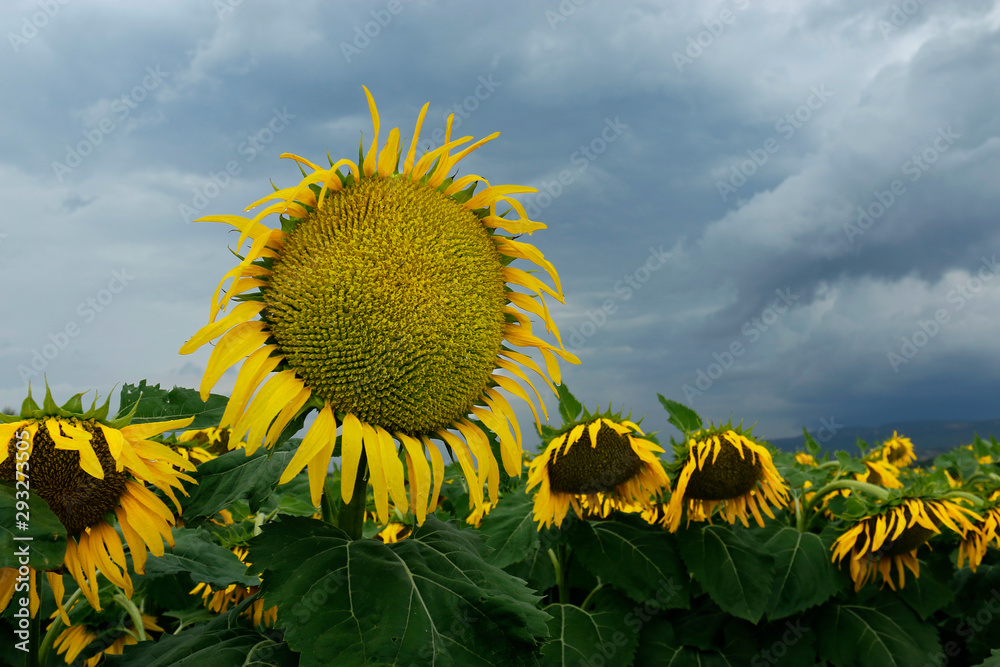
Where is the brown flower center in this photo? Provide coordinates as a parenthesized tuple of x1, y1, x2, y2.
(547, 423, 642, 495)
(684, 436, 763, 501)
(0, 419, 128, 535)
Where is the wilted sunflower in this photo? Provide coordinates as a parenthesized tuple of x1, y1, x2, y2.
(880, 431, 917, 467)
(832, 497, 981, 591)
(527, 416, 668, 529)
(180, 87, 576, 524)
(857, 459, 903, 489)
(664, 426, 788, 532)
(0, 387, 194, 611)
(957, 492, 1000, 572)
(53, 611, 162, 666)
(190, 546, 276, 628)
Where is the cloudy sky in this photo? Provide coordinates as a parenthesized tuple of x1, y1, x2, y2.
(2, 0, 999, 448)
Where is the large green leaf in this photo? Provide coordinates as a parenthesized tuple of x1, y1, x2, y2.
(105, 605, 294, 666)
(814, 598, 941, 667)
(478, 488, 539, 569)
(540, 604, 636, 667)
(635, 618, 734, 666)
(181, 441, 299, 517)
(249, 515, 549, 667)
(676, 524, 774, 623)
(141, 527, 260, 588)
(0, 482, 66, 569)
(973, 648, 1000, 667)
(895, 554, 954, 620)
(568, 518, 690, 609)
(657, 395, 703, 435)
(556, 384, 583, 424)
(117, 381, 228, 430)
(765, 527, 842, 619)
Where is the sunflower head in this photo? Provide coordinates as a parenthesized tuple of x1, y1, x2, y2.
(527, 404, 669, 530)
(53, 597, 163, 667)
(663, 423, 789, 533)
(957, 491, 1000, 573)
(832, 497, 982, 591)
(880, 431, 917, 467)
(0, 384, 195, 610)
(856, 458, 903, 489)
(190, 545, 277, 628)
(180, 87, 577, 527)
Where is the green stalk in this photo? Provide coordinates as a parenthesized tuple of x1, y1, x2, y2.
(801, 480, 891, 518)
(547, 548, 568, 605)
(580, 580, 604, 611)
(337, 450, 369, 540)
(945, 491, 985, 507)
(112, 592, 146, 642)
(37, 587, 82, 667)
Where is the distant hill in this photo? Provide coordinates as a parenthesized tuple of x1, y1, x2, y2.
(768, 418, 1000, 459)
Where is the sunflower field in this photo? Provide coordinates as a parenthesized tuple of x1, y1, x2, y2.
(3, 90, 1000, 667)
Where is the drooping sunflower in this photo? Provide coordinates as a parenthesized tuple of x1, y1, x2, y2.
(832, 497, 981, 591)
(53, 611, 162, 666)
(957, 491, 1000, 572)
(0, 386, 194, 611)
(880, 431, 917, 467)
(527, 416, 669, 530)
(857, 458, 903, 489)
(190, 546, 277, 628)
(180, 87, 576, 524)
(664, 426, 789, 533)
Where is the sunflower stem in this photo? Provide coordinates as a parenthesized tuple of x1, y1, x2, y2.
(801, 480, 890, 518)
(337, 450, 369, 540)
(794, 495, 805, 532)
(27, 574, 43, 667)
(580, 580, 604, 611)
(112, 592, 146, 642)
(945, 491, 985, 507)
(37, 586, 82, 667)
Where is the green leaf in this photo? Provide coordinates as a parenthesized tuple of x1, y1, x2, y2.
(141, 527, 259, 588)
(765, 527, 842, 619)
(181, 441, 298, 518)
(568, 518, 690, 609)
(557, 384, 583, 424)
(656, 395, 703, 435)
(105, 607, 274, 666)
(117, 381, 229, 430)
(539, 604, 636, 667)
(250, 515, 548, 667)
(814, 598, 941, 667)
(972, 648, 1000, 667)
(895, 555, 954, 620)
(478, 488, 539, 568)
(0, 482, 66, 569)
(676, 524, 774, 623)
(635, 618, 734, 666)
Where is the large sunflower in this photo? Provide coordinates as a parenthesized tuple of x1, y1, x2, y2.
(957, 491, 1000, 572)
(664, 426, 789, 532)
(527, 416, 668, 529)
(0, 387, 194, 611)
(180, 87, 576, 524)
(832, 497, 981, 591)
(53, 610, 162, 666)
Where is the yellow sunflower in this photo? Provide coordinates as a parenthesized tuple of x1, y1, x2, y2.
(957, 492, 1000, 572)
(832, 497, 981, 591)
(53, 612, 162, 666)
(664, 427, 789, 533)
(857, 459, 903, 489)
(0, 387, 194, 612)
(880, 431, 917, 467)
(794, 452, 816, 466)
(527, 417, 668, 530)
(180, 87, 576, 526)
(190, 546, 277, 628)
